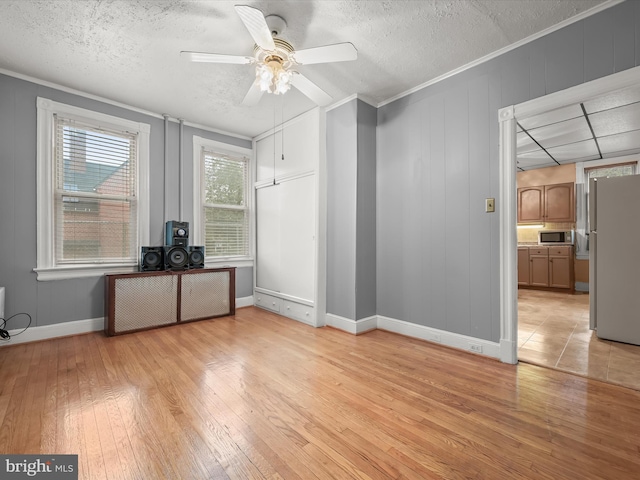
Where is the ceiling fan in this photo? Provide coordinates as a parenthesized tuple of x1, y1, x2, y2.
(181, 5, 357, 107)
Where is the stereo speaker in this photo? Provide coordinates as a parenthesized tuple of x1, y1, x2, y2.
(140, 246, 164, 271)
(166, 220, 189, 247)
(188, 246, 205, 269)
(164, 246, 189, 271)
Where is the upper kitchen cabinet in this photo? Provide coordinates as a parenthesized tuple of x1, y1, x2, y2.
(517, 182, 574, 224)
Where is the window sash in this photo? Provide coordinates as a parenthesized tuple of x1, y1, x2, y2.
(201, 149, 249, 258)
(53, 116, 139, 265)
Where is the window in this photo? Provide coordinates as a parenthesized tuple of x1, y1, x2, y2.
(193, 137, 251, 264)
(575, 157, 638, 258)
(36, 98, 150, 280)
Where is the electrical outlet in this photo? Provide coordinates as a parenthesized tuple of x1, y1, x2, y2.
(469, 343, 482, 353)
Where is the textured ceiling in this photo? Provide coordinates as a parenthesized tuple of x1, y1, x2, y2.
(0, 0, 608, 137)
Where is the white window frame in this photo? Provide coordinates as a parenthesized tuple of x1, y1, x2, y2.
(192, 136, 253, 268)
(35, 97, 150, 280)
(575, 155, 638, 259)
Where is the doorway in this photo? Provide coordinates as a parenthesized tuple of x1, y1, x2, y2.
(498, 65, 640, 391)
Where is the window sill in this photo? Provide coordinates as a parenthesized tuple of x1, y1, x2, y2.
(204, 257, 254, 269)
(34, 264, 138, 281)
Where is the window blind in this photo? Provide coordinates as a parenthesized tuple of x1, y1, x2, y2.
(202, 151, 249, 257)
(54, 116, 138, 264)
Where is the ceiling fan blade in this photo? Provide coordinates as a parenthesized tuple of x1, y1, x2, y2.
(291, 73, 333, 106)
(242, 83, 264, 106)
(291, 42, 357, 65)
(181, 51, 253, 64)
(234, 5, 275, 51)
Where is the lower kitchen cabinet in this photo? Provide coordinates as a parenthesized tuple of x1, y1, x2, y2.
(518, 245, 574, 292)
(518, 247, 530, 286)
(530, 247, 550, 287)
(549, 246, 573, 289)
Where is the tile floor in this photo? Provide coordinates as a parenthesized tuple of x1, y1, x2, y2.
(518, 288, 640, 391)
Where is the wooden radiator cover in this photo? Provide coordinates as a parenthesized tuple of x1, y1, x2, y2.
(104, 268, 235, 336)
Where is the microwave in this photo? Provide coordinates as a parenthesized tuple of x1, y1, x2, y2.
(538, 230, 574, 245)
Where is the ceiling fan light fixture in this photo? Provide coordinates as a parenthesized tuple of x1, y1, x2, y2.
(255, 55, 293, 95)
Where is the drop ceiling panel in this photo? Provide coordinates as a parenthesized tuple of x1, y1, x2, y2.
(598, 130, 640, 155)
(589, 102, 640, 137)
(583, 85, 640, 113)
(517, 132, 538, 154)
(518, 104, 583, 130)
(527, 116, 593, 149)
(546, 139, 599, 162)
(518, 148, 555, 164)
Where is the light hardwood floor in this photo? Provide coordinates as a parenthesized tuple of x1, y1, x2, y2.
(518, 288, 640, 391)
(2, 306, 640, 479)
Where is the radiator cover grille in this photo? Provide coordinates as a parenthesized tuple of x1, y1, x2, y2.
(105, 268, 235, 336)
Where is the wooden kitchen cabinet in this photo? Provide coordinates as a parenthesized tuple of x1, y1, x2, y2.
(517, 245, 574, 292)
(517, 186, 545, 223)
(517, 182, 575, 224)
(518, 247, 530, 286)
(549, 246, 573, 289)
(529, 247, 550, 287)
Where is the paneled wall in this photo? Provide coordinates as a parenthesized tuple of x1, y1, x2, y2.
(371, 0, 640, 342)
(326, 99, 377, 321)
(0, 73, 252, 329)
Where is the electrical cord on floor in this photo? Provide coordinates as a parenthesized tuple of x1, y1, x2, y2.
(0, 313, 32, 341)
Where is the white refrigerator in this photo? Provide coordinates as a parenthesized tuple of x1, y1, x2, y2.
(589, 175, 640, 345)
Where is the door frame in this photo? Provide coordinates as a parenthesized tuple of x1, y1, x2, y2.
(497, 65, 640, 364)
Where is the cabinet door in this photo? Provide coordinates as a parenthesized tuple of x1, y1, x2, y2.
(545, 183, 575, 222)
(517, 247, 530, 285)
(549, 255, 572, 289)
(530, 254, 549, 287)
(517, 186, 544, 223)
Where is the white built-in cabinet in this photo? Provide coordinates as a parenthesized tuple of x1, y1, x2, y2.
(254, 109, 321, 326)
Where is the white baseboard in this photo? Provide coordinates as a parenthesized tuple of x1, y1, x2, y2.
(236, 296, 254, 308)
(0, 317, 104, 347)
(325, 313, 377, 334)
(376, 315, 501, 360)
(1, 296, 254, 347)
(325, 312, 500, 359)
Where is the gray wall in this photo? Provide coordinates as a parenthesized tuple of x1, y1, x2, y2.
(0, 73, 252, 329)
(373, 0, 640, 342)
(355, 100, 377, 320)
(326, 99, 377, 321)
(326, 100, 357, 319)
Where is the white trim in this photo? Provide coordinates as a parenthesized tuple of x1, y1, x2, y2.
(0, 317, 104, 347)
(498, 106, 518, 365)
(325, 94, 377, 113)
(35, 97, 150, 281)
(325, 313, 377, 334)
(378, 0, 624, 108)
(254, 170, 315, 189)
(513, 66, 640, 120)
(0, 67, 251, 140)
(323, 313, 500, 358)
(34, 264, 138, 281)
(377, 315, 501, 359)
(192, 136, 253, 259)
(204, 259, 254, 269)
(254, 287, 314, 307)
(235, 296, 254, 308)
(0, 298, 252, 345)
(253, 107, 320, 141)
(499, 65, 640, 366)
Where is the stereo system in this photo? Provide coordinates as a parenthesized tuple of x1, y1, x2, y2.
(166, 220, 189, 247)
(139, 221, 205, 272)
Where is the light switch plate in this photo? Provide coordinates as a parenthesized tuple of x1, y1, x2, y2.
(485, 198, 495, 213)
